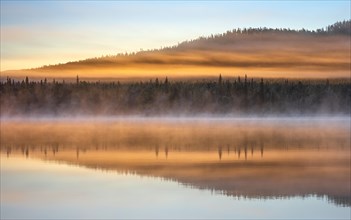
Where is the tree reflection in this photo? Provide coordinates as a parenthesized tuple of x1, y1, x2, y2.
(165, 146, 169, 159)
(1, 139, 350, 207)
(6, 147, 11, 157)
(155, 145, 159, 158)
(218, 146, 222, 160)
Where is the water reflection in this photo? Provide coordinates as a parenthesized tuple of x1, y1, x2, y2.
(1, 118, 350, 208)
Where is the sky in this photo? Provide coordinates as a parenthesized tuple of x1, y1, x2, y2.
(1, 1, 350, 71)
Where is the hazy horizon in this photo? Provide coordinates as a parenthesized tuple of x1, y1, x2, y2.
(1, 1, 350, 80)
(1, 2, 351, 219)
(2, 25, 350, 79)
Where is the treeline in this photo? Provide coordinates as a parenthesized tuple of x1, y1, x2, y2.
(97, 20, 351, 57)
(176, 20, 351, 49)
(1, 76, 350, 116)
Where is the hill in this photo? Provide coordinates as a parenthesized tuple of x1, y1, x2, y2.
(2, 20, 350, 80)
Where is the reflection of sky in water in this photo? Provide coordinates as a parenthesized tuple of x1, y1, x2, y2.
(1, 156, 350, 219)
(1, 119, 350, 218)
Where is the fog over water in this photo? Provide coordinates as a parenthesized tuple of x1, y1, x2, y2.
(1, 114, 350, 219)
(1, 5, 350, 218)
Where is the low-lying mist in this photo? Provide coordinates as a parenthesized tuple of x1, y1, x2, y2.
(1, 117, 349, 150)
(2, 23, 350, 79)
(2, 117, 350, 207)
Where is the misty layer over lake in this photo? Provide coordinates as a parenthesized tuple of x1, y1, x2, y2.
(1, 118, 350, 219)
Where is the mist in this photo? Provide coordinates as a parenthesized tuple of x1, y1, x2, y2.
(2, 117, 350, 207)
(1, 5, 350, 219)
(1, 76, 350, 118)
(2, 23, 350, 79)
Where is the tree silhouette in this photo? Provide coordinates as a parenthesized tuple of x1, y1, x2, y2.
(0, 76, 350, 116)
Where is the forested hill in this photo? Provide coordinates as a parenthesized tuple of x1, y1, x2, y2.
(164, 20, 351, 50)
(3, 20, 351, 79)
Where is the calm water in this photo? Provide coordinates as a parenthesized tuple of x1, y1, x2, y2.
(1, 118, 350, 219)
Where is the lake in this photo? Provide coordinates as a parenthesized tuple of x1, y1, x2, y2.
(1, 117, 350, 219)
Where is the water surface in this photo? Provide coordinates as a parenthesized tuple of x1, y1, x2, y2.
(1, 118, 350, 219)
